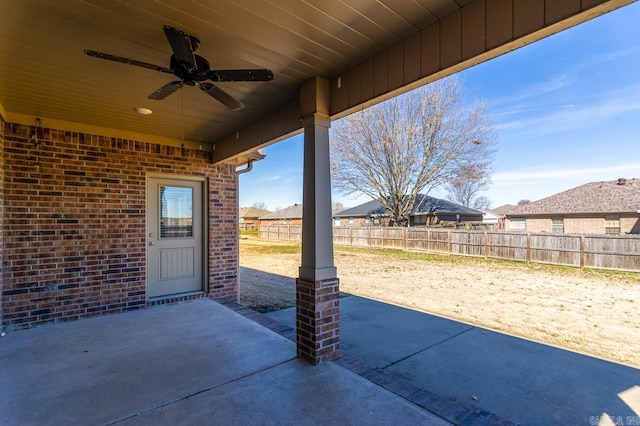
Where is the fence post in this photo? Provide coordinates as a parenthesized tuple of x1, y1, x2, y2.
(425, 228, 429, 252)
(448, 230, 452, 254)
(526, 233, 531, 263)
(580, 235, 585, 268)
(484, 231, 488, 258)
(404, 228, 408, 251)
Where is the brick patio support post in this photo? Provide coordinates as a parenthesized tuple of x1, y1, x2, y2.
(297, 77, 339, 364)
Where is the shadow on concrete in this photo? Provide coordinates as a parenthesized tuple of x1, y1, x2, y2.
(267, 295, 640, 426)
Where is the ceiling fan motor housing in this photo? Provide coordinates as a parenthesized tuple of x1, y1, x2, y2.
(170, 54, 210, 84)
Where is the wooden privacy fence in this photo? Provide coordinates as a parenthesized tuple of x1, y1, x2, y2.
(260, 225, 302, 241)
(259, 225, 640, 272)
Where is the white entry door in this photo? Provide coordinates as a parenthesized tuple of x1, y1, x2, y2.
(147, 176, 205, 298)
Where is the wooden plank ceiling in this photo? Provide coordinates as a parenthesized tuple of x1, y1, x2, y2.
(0, 0, 633, 162)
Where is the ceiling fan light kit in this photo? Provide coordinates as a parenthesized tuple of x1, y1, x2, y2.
(84, 26, 274, 111)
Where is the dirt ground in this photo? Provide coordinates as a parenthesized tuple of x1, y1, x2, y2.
(239, 237, 640, 367)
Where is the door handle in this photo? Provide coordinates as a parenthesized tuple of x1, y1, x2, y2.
(149, 241, 156, 246)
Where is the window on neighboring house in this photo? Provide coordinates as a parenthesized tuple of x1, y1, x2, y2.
(413, 215, 426, 226)
(349, 217, 354, 226)
(551, 217, 564, 234)
(605, 216, 620, 234)
(510, 217, 525, 231)
(373, 217, 380, 226)
(365, 217, 370, 226)
(334, 218, 341, 226)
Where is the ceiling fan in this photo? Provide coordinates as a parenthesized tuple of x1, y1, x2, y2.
(84, 26, 274, 111)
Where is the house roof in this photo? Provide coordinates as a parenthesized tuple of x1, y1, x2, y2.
(333, 195, 482, 217)
(239, 207, 271, 219)
(333, 200, 387, 217)
(506, 178, 640, 216)
(490, 204, 517, 215)
(260, 204, 303, 220)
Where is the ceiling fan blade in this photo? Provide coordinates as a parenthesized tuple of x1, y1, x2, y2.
(206, 69, 274, 82)
(199, 82, 244, 111)
(148, 81, 185, 100)
(84, 50, 173, 74)
(162, 26, 196, 69)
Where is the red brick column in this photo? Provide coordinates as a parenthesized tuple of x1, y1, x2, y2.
(296, 277, 340, 364)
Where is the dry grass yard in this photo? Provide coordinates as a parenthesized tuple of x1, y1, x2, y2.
(239, 236, 640, 367)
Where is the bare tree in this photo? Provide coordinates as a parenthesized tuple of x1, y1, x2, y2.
(471, 196, 492, 211)
(517, 199, 531, 206)
(445, 162, 492, 210)
(332, 201, 345, 212)
(252, 201, 268, 210)
(331, 77, 496, 225)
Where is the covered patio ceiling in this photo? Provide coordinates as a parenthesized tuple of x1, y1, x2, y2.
(0, 0, 634, 165)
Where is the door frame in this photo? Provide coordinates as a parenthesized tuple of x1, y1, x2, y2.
(145, 173, 209, 299)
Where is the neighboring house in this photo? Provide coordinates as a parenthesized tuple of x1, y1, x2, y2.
(333, 195, 483, 227)
(488, 204, 517, 229)
(505, 178, 640, 234)
(481, 210, 501, 225)
(260, 204, 303, 226)
(239, 207, 270, 230)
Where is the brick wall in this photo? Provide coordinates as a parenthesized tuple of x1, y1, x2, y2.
(621, 215, 640, 234)
(296, 277, 340, 364)
(516, 215, 640, 234)
(523, 217, 550, 232)
(2, 122, 238, 331)
(564, 217, 603, 234)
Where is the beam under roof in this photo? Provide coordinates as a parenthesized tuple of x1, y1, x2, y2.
(212, 0, 635, 164)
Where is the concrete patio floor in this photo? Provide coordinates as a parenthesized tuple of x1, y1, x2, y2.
(2, 297, 639, 425)
(0, 299, 448, 425)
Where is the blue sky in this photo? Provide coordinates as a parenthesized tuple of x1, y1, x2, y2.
(239, 2, 640, 211)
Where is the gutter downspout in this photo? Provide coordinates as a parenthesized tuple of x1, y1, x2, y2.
(235, 160, 255, 302)
(236, 160, 254, 176)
